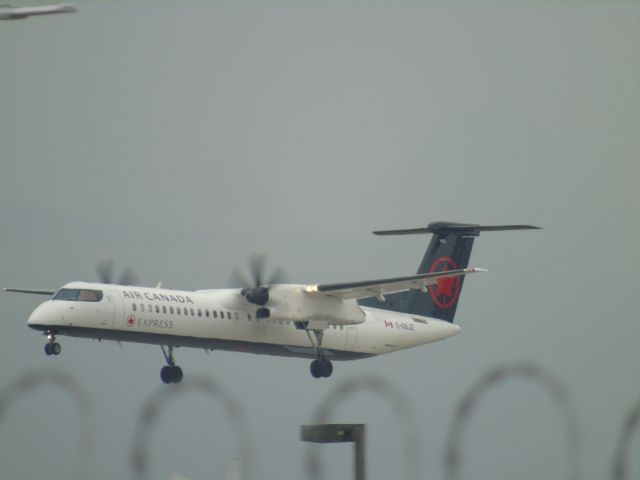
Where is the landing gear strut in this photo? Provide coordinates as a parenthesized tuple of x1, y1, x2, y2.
(160, 345, 183, 384)
(308, 328, 333, 379)
(44, 331, 61, 356)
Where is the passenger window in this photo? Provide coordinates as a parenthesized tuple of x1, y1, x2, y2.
(132, 303, 137, 311)
(247, 314, 252, 320)
(205, 310, 210, 318)
(170, 306, 174, 314)
(141, 304, 145, 312)
(190, 308, 195, 316)
(162, 306, 167, 314)
(213, 311, 217, 318)
(234, 312, 239, 320)
(155, 305, 160, 314)
(227, 312, 231, 320)
(176, 307, 181, 314)
(198, 309, 202, 317)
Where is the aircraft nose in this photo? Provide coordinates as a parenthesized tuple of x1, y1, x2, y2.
(27, 302, 53, 328)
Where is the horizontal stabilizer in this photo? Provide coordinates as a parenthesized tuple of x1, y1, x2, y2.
(373, 222, 540, 236)
(306, 267, 485, 300)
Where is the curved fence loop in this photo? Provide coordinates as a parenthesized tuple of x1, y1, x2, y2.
(612, 398, 639, 480)
(444, 362, 581, 480)
(130, 375, 254, 480)
(306, 375, 420, 480)
(0, 369, 93, 480)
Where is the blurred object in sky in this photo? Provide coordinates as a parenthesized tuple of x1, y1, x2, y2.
(0, 3, 75, 20)
(443, 362, 581, 480)
(96, 257, 139, 286)
(130, 375, 253, 480)
(0, 369, 93, 480)
(612, 398, 639, 480)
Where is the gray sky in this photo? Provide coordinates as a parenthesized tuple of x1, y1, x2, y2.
(1, 1, 638, 479)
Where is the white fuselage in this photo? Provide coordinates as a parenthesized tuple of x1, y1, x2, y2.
(27, 282, 460, 361)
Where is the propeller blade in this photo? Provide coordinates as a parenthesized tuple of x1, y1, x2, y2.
(118, 267, 139, 286)
(267, 266, 286, 285)
(96, 258, 114, 284)
(228, 267, 252, 289)
(249, 254, 267, 287)
(231, 254, 287, 307)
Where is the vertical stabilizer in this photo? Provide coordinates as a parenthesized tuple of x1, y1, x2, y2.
(359, 222, 539, 322)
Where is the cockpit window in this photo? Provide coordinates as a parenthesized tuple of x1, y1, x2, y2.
(53, 288, 103, 302)
(78, 289, 102, 301)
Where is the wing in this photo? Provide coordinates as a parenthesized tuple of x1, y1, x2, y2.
(3, 288, 55, 295)
(305, 267, 486, 300)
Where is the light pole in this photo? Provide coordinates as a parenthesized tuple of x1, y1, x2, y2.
(301, 423, 365, 480)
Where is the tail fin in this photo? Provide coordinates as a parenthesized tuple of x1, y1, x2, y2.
(359, 222, 539, 322)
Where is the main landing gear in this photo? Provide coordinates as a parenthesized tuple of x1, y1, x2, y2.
(160, 345, 183, 384)
(43, 331, 61, 356)
(308, 328, 333, 379)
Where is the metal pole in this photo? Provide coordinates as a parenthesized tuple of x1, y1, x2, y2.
(301, 424, 366, 480)
(353, 424, 365, 480)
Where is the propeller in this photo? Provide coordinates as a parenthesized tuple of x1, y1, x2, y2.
(228, 255, 286, 316)
(96, 258, 139, 286)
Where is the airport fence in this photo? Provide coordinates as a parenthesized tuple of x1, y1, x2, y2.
(0, 363, 637, 480)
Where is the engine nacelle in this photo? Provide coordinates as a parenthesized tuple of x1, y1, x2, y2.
(265, 284, 365, 326)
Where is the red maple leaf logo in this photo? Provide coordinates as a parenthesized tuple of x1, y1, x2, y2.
(428, 257, 461, 309)
(435, 275, 455, 298)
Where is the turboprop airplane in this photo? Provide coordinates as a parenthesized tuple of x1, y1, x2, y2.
(4, 222, 538, 382)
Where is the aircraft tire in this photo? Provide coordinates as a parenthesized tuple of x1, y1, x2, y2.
(320, 359, 333, 378)
(310, 360, 322, 378)
(160, 366, 172, 384)
(169, 366, 183, 383)
(52, 343, 61, 355)
(44, 344, 52, 356)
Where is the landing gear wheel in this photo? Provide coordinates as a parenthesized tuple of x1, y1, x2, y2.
(44, 331, 60, 356)
(44, 342, 61, 355)
(160, 365, 183, 384)
(310, 359, 322, 378)
(320, 359, 333, 378)
(169, 366, 183, 383)
(159, 346, 184, 384)
(160, 365, 172, 384)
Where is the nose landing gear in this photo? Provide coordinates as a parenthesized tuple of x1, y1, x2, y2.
(43, 331, 61, 356)
(160, 345, 183, 384)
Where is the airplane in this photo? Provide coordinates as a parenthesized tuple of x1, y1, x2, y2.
(0, 3, 76, 20)
(4, 222, 539, 382)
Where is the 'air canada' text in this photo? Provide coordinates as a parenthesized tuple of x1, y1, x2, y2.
(122, 290, 194, 304)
